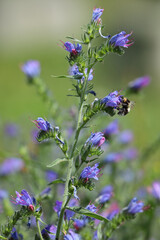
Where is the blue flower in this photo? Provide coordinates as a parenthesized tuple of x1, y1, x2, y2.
(64, 230, 81, 240)
(33, 117, 52, 131)
(10, 228, 23, 240)
(109, 31, 133, 48)
(92, 8, 104, 22)
(4, 123, 19, 138)
(12, 190, 35, 210)
(86, 132, 105, 147)
(117, 130, 133, 144)
(63, 42, 82, 56)
(0, 158, 24, 176)
(128, 76, 150, 92)
(73, 219, 86, 230)
(41, 225, 56, 240)
(96, 185, 113, 204)
(101, 91, 122, 108)
(126, 197, 144, 214)
(21, 60, 40, 78)
(69, 65, 93, 81)
(104, 152, 123, 163)
(45, 170, 58, 182)
(40, 187, 51, 196)
(54, 199, 78, 220)
(103, 120, 119, 138)
(80, 163, 101, 181)
(0, 189, 8, 200)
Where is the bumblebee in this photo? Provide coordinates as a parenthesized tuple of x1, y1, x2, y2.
(117, 97, 134, 116)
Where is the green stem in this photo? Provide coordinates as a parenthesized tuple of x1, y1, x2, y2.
(0, 235, 7, 240)
(36, 218, 43, 240)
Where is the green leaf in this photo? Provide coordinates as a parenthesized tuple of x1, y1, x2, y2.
(66, 36, 84, 43)
(51, 75, 74, 79)
(47, 158, 68, 167)
(66, 206, 110, 223)
(48, 179, 65, 185)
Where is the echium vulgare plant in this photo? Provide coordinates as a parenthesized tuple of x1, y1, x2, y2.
(1, 7, 153, 240)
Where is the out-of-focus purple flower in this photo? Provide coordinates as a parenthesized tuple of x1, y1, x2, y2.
(117, 130, 133, 144)
(9, 227, 23, 240)
(86, 132, 105, 147)
(54, 199, 78, 220)
(93, 231, 98, 240)
(80, 163, 101, 181)
(63, 42, 82, 55)
(92, 8, 104, 22)
(104, 152, 123, 163)
(53, 201, 62, 217)
(103, 120, 119, 138)
(0, 189, 8, 200)
(0, 158, 24, 176)
(84, 68, 94, 81)
(41, 225, 56, 240)
(86, 203, 97, 213)
(12, 190, 35, 210)
(150, 182, 160, 200)
(109, 31, 133, 48)
(21, 60, 40, 78)
(73, 219, 86, 231)
(128, 76, 150, 92)
(101, 91, 122, 108)
(33, 117, 52, 132)
(4, 123, 19, 138)
(123, 147, 138, 160)
(105, 202, 119, 220)
(126, 197, 144, 214)
(64, 229, 81, 240)
(96, 185, 113, 204)
(40, 187, 51, 196)
(45, 170, 58, 182)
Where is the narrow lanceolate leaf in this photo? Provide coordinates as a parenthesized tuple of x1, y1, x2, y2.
(47, 158, 68, 168)
(66, 36, 84, 43)
(48, 179, 65, 185)
(66, 206, 110, 223)
(51, 75, 75, 79)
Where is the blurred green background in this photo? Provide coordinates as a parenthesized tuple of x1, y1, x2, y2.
(0, 0, 160, 168)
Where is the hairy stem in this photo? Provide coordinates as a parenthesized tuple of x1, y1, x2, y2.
(36, 218, 43, 240)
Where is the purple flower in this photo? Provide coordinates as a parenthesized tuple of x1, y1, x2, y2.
(69, 65, 93, 81)
(63, 42, 82, 55)
(9, 228, 23, 240)
(151, 182, 160, 200)
(73, 219, 86, 230)
(104, 152, 123, 163)
(12, 190, 35, 210)
(54, 199, 78, 220)
(86, 203, 97, 213)
(86, 132, 105, 147)
(128, 76, 150, 92)
(117, 130, 133, 144)
(4, 123, 19, 137)
(126, 197, 144, 214)
(109, 31, 133, 48)
(0, 189, 8, 200)
(64, 230, 81, 240)
(80, 163, 101, 181)
(41, 225, 56, 240)
(105, 202, 119, 220)
(123, 147, 138, 160)
(21, 60, 40, 78)
(33, 117, 52, 131)
(53, 200, 62, 217)
(0, 158, 24, 176)
(96, 185, 113, 204)
(92, 8, 104, 22)
(101, 91, 122, 108)
(103, 120, 119, 138)
(40, 187, 51, 196)
(45, 170, 58, 182)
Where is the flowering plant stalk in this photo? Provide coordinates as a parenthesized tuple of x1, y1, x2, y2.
(1, 7, 154, 240)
